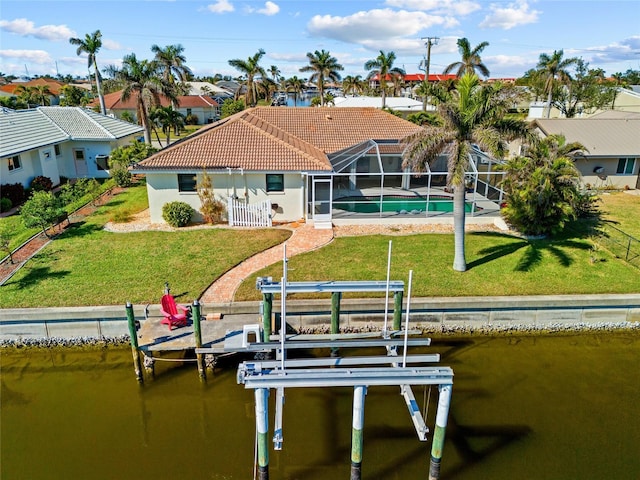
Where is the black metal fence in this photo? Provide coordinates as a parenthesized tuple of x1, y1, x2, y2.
(598, 224, 640, 269)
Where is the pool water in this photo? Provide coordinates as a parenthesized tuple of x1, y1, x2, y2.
(334, 195, 473, 214)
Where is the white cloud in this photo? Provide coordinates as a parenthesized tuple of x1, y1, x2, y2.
(269, 52, 308, 62)
(102, 39, 124, 51)
(254, 1, 280, 16)
(485, 54, 534, 75)
(479, 1, 540, 30)
(0, 18, 75, 41)
(206, 0, 234, 14)
(0, 49, 53, 64)
(385, 0, 481, 16)
(307, 8, 457, 48)
(579, 36, 640, 64)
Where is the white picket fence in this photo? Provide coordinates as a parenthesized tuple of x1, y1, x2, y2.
(227, 198, 272, 227)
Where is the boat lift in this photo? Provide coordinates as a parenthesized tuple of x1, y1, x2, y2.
(237, 244, 454, 480)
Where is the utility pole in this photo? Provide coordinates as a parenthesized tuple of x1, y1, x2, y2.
(420, 36, 439, 111)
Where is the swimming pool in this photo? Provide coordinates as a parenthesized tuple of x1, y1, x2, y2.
(333, 195, 473, 214)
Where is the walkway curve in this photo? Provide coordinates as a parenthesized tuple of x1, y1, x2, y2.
(200, 223, 334, 304)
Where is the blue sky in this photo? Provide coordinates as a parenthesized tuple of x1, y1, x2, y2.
(1, 0, 639, 81)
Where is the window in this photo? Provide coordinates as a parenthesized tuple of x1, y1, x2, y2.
(616, 158, 636, 175)
(73, 149, 85, 161)
(178, 174, 197, 192)
(54, 144, 61, 156)
(266, 174, 284, 192)
(7, 155, 21, 171)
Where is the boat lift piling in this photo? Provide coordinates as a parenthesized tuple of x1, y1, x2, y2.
(192, 300, 206, 381)
(126, 302, 143, 384)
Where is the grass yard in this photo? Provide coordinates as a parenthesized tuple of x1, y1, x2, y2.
(1, 215, 40, 253)
(0, 183, 290, 308)
(2, 184, 638, 308)
(234, 190, 640, 302)
(234, 228, 640, 302)
(599, 191, 640, 238)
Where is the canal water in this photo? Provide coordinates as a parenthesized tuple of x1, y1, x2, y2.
(2, 332, 639, 480)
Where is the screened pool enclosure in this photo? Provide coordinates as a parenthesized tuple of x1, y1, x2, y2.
(307, 140, 506, 223)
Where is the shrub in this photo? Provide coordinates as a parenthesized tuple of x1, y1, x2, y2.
(162, 201, 194, 227)
(111, 167, 132, 187)
(30, 176, 53, 192)
(0, 197, 12, 213)
(185, 114, 199, 125)
(1, 183, 26, 206)
(197, 170, 226, 223)
(20, 191, 65, 238)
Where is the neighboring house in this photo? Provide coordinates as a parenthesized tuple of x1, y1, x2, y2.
(101, 91, 221, 125)
(1, 106, 144, 188)
(183, 81, 234, 98)
(531, 111, 640, 189)
(333, 96, 428, 111)
(132, 107, 424, 226)
(0, 78, 64, 106)
(527, 87, 640, 119)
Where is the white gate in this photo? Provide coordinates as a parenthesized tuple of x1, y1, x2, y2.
(227, 198, 272, 227)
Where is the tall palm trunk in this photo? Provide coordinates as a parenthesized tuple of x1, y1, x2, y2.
(138, 100, 152, 144)
(452, 185, 467, 271)
(94, 66, 106, 115)
(546, 89, 553, 118)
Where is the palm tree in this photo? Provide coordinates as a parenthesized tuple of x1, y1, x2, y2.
(69, 30, 106, 115)
(403, 73, 531, 271)
(364, 50, 405, 108)
(112, 53, 164, 144)
(151, 44, 192, 132)
(443, 38, 490, 78)
(501, 134, 586, 236)
(536, 50, 578, 118)
(268, 65, 282, 83)
(341, 75, 365, 96)
(32, 85, 52, 106)
(228, 49, 267, 107)
(300, 49, 343, 106)
(151, 44, 192, 84)
(150, 106, 185, 147)
(285, 76, 305, 106)
(15, 85, 38, 107)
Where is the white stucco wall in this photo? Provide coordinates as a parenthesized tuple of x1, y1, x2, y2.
(145, 171, 306, 224)
(56, 136, 139, 180)
(2, 150, 39, 187)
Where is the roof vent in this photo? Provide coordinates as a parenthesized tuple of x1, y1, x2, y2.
(325, 114, 332, 120)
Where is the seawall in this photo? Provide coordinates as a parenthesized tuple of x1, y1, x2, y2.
(1, 294, 639, 344)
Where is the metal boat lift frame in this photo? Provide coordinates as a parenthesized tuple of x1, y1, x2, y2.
(237, 334, 453, 480)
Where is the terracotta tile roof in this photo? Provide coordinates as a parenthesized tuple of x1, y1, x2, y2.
(0, 78, 64, 96)
(135, 107, 422, 173)
(250, 107, 421, 153)
(100, 91, 218, 110)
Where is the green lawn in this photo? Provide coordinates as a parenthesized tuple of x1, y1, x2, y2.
(599, 192, 640, 238)
(234, 228, 640, 301)
(2, 185, 639, 308)
(1, 179, 116, 251)
(0, 184, 290, 308)
(1, 215, 40, 253)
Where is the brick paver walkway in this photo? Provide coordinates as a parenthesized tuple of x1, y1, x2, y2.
(200, 223, 333, 304)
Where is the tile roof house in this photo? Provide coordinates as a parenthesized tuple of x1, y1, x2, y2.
(101, 90, 221, 125)
(132, 107, 422, 225)
(1, 106, 143, 188)
(0, 78, 65, 105)
(531, 111, 640, 189)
